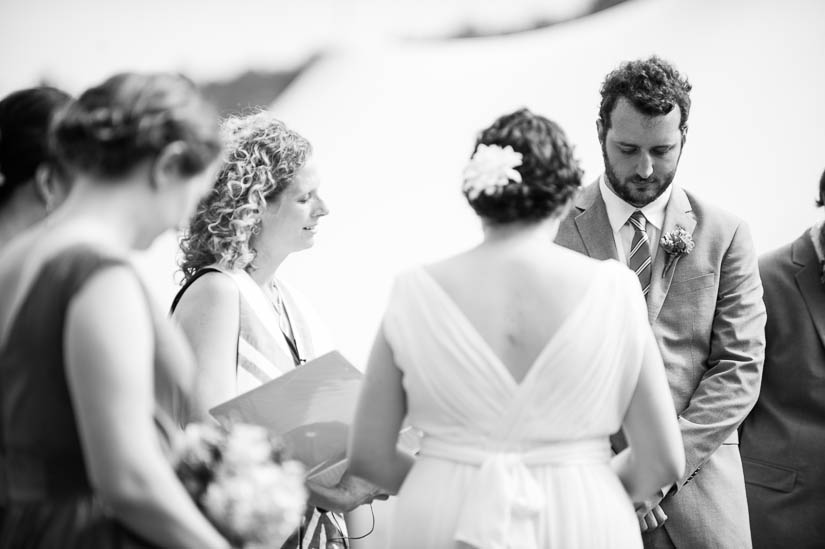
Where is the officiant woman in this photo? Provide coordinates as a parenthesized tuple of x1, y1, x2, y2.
(0, 72, 230, 547)
(173, 110, 381, 549)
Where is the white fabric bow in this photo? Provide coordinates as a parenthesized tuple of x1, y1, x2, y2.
(454, 452, 545, 549)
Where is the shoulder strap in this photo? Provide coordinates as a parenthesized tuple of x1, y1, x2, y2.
(169, 267, 221, 314)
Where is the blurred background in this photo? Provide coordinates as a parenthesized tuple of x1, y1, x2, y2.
(5, 0, 822, 367)
(3, 0, 824, 545)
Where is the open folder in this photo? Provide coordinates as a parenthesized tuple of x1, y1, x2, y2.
(210, 351, 420, 487)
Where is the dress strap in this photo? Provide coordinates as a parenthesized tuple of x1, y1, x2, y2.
(169, 267, 221, 313)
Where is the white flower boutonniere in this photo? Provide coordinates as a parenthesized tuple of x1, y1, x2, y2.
(462, 144, 523, 200)
(660, 226, 695, 277)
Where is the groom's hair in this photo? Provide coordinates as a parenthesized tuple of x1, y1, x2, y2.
(598, 56, 692, 134)
(817, 167, 825, 208)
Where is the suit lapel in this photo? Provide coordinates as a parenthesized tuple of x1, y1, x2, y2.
(573, 183, 619, 261)
(647, 186, 696, 323)
(792, 234, 825, 350)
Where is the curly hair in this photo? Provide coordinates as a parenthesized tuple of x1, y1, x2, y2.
(0, 86, 72, 207)
(598, 56, 692, 133)
(178, 111, 312, 281)
(465, 108, 583, 223)
(51, 73, 221, 179)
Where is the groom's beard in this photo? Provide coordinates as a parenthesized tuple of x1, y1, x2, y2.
(601, 144, 679, 208)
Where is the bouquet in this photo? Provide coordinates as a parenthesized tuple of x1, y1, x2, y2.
(174, 422, 308, 548)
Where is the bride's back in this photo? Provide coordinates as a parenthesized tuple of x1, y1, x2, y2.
(425, 239, 601, 384)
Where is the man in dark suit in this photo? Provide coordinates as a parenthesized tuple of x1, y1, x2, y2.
(739, 168, 825, 548)
(556, 56, 766, 548)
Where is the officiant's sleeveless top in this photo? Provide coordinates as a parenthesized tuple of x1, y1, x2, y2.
(173, 267, 347, 549)
(0, 244, 192, 548)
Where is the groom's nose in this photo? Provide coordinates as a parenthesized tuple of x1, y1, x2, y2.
(636, 152, 654, 179)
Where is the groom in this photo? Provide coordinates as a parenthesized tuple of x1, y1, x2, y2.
(555, 56, 766, 548)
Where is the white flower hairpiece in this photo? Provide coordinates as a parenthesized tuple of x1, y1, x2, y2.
(462, 144, 523, 200)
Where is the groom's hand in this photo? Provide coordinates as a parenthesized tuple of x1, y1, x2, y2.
(637, 504, 668, 532)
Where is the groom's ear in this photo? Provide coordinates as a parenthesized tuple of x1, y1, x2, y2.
(596, 119, 605, 145)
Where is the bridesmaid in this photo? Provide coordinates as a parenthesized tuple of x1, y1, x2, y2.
(0, 86, 73, 247)
(0, 73, 229, 548)
(0, 85, 73, 525)
(173, 111, 382, 549)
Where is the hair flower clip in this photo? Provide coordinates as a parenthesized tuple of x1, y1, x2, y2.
(462, 144, 523, 200)
(660, 226, 695, 277)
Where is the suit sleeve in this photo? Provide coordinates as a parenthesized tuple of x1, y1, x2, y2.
(673, 221, 766, 491)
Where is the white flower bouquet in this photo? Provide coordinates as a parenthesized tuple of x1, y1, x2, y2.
(174, 422, 308, 548)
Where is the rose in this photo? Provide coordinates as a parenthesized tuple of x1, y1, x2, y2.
(659, 227, 695, 277)
(462, 144, 523, 200)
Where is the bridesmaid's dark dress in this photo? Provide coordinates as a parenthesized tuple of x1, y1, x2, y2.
(0, 245, 193, 548)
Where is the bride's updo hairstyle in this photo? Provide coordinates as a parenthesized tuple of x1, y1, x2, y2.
(51, 73, 221, 180)
(463, 108, 582, 224)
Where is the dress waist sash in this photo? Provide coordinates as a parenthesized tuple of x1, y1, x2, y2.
(419, 437, 611, 549)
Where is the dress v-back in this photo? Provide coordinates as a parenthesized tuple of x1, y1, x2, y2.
(383, 260, 647, 549)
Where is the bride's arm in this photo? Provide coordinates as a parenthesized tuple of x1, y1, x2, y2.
(612, 325, 685, 505)
(348, 327, 415, 495)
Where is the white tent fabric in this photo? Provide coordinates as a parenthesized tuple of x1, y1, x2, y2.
(262, 0, 825, 371)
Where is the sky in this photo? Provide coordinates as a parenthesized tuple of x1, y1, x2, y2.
(0, 0, 596, 96)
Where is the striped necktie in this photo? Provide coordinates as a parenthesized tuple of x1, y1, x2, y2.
(628, 210, 652, 296)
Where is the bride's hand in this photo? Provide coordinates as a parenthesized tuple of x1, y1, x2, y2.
(307, 473, 389, 513)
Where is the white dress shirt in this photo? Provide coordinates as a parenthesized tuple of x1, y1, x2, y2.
(598, 174, 673, 266)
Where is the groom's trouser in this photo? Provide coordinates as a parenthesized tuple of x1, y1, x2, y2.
(643, 524, 677, 548)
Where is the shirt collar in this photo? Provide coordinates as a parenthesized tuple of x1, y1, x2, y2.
(809, 220, 825, 263)
(599, 174, 673, 233)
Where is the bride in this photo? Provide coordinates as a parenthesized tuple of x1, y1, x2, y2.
(347, 108, 684, 548)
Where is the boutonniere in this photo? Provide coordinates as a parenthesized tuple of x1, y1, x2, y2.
(660, 226, 695, 277)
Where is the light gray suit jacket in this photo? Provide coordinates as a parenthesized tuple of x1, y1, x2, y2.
(556, 182, 766, 549)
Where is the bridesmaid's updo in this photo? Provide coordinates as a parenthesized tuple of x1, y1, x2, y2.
(463, 108, 582, 223)
(0, 87, 72, 206)
(52, 73, 222, 179)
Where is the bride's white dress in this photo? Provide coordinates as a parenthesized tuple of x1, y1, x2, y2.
(383, 261, 647, 549)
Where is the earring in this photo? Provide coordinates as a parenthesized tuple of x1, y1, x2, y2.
(44, 193, 56, 214)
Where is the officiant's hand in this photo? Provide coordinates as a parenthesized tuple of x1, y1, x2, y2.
(307, 473, 389, 513)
